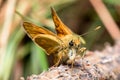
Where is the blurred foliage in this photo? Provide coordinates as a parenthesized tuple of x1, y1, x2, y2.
(104, 0, 120, 5)
(0, 0, 120, 80)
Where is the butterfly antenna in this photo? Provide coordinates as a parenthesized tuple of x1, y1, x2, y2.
(80, 26, 101, 36)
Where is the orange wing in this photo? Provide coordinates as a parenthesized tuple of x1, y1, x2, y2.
(51, 7, 73, 37)
(23, 22, 56, 38)
(23, 22, 62, 55)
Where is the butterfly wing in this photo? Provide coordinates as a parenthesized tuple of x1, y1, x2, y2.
(51, 8, 86, 44)
(23, 22, 61, 55)
(23, 22, 56, 38)
(51, 7, 73, 37)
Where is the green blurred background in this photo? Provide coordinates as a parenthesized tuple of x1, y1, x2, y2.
(0, 0, 120, 80)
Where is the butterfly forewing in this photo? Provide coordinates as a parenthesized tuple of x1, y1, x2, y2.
(23, 22, 56, 38)
(51, 8, 73, 37)
(23, 22, 62, 55)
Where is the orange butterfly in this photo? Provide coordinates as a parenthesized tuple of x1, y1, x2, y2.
(22, 7, 86, 66)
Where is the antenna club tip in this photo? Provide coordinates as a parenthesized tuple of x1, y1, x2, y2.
(95, 26, 101, 30)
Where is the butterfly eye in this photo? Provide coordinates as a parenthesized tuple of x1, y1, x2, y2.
(69, 40, 74, 46)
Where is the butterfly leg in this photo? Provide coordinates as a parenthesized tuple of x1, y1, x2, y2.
(71, 59, 75, 68)
(53, 52, 63, 67)
(78, 47, 86, 68)
(79, 47, 86, 57)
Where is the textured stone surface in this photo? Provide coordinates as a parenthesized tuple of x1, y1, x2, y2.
(21, 41, 120, 80)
